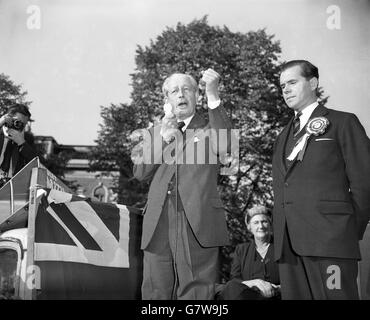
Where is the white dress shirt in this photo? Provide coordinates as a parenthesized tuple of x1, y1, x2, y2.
(295, 101, 319, 133)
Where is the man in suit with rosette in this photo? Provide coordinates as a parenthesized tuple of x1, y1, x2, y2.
(272, 59, 370, 299)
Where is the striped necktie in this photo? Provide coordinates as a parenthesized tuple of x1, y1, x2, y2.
(177, 121, 185, 132)
(293, 112, 302, 137)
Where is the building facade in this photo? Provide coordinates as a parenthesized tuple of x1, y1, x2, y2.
(34, 136, 119, 203)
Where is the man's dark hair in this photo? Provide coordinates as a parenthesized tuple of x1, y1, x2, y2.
(7, 104, 31, 119)
(281, 60, 319, 80)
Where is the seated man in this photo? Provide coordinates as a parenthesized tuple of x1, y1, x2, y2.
(217, 206, 280, 300)
(0, 104, 38, 186)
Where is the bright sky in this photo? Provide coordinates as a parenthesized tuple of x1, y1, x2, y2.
(0, 0, 369, 145)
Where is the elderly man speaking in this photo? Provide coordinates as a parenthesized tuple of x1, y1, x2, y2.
(133, 68, 233, 300)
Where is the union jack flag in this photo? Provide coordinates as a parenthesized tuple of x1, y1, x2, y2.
(34, 189, 143, 300)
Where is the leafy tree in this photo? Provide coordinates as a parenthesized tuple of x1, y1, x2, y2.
(90, 103, 148, 206)
(93, 17, 327, 281)
(0, 73, 75, 188)
(0, 73, 31, 115)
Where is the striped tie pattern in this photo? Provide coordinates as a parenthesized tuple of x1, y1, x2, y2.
(293, 112, 302, 136)
(177, 121, 185, 132)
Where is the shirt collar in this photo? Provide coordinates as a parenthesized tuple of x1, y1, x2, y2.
(178, 114, 194, 131)
(295, 101, 319, 130)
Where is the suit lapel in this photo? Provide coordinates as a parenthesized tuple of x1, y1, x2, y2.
(0, 133, 4, 150)
(182, 113, 207, 151)
(163, 113, 206, 188)
(185, 113, 207, 131)
(284, 104, 329, 179)
(162, 113, 206, 165)
(308, 103, 329, 119)
(276, 117, 294, 177)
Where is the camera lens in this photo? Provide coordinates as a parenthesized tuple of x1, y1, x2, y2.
(12, 119, 25, 131)
(13, 120, 23, 130)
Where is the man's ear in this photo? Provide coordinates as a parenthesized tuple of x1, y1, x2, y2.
(309, 77, 319, 92)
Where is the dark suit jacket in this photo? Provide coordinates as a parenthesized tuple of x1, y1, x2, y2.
(134, 106, 232, 249)
(0, 132, 38, 176)
(272, 105, 370, 260)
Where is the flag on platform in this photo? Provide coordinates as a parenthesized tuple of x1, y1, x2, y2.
(34, 189, 143, 300)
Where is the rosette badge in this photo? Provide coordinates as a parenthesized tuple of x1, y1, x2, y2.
(306, 117, 330, 136)
(287, 116, 330, 162)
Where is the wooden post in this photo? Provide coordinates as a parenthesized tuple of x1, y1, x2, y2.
(24, 167, 45, 300)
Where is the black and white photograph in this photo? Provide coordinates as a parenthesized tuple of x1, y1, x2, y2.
(0, 0, 369, 309)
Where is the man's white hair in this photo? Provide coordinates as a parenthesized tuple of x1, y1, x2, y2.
(162, 73, 199, 97)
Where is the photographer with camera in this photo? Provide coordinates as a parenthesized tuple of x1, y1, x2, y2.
(0, 104, 38, 186)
